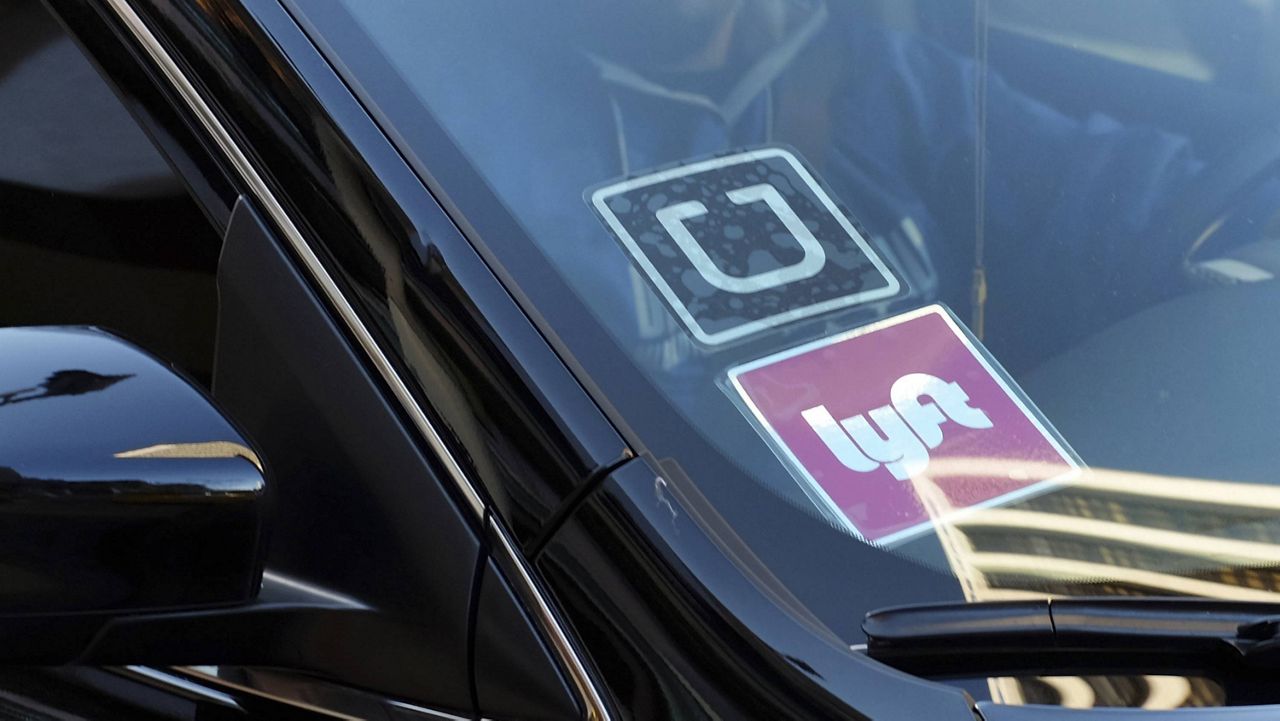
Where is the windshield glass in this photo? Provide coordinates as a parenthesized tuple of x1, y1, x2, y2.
(289, 0, 1280, 708)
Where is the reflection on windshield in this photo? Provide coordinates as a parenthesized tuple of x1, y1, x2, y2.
(989, 675, 1224, 709)
(296, 0, 1280, 709)
(915, 460, 1280, 707)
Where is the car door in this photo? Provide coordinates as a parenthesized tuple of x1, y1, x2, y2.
(4, 0, 622, 717)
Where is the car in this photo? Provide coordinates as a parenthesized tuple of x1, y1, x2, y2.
(5, 0, 1280, 718)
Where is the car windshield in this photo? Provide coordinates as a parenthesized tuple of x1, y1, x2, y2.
(288, 0, 1280, 708)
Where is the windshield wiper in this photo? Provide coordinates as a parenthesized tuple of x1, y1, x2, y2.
(862, 597, 1280, 678)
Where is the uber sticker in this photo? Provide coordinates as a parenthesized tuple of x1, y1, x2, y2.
(591, 147, 901, 345)
(728, 305, 1080, 545)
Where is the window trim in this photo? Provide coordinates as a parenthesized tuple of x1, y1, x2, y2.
(96, 1, 611, 718)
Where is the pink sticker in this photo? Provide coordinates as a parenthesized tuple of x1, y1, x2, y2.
(728, 305, 1079, 545)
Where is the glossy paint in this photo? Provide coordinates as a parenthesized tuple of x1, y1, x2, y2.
(213, 196, 481, 711)
(124, 0, 629, 546)
(47, 0, 624, 713)
(538, 457, 978, 720)
(0, 326, 267, 613)
(33, 0, 989, 718)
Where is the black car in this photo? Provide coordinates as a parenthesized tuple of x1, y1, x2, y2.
(6, 0, 1280, 718)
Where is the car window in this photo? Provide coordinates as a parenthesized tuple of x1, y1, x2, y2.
(0, 0, 221, 385)
(289, 0, 1280, 708)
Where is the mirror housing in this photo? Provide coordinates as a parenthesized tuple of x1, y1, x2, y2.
(0, 326, 268, 614)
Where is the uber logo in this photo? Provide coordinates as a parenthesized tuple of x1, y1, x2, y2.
(591, 147, 902, 345)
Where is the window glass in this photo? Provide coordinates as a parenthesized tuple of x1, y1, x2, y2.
(293, 1, 1280, 707)
(0, 0, 221, 384)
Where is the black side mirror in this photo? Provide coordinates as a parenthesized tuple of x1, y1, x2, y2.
(0, 326, 375, 672)
(0, 326, 268, 614)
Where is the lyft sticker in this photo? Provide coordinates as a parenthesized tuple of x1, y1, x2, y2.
(591, 147, 902, 345)
(728, 305, 1080, 545)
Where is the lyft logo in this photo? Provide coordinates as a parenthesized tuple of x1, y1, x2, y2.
(802, 374, 992, 482)
(729, 306, 1079, 544)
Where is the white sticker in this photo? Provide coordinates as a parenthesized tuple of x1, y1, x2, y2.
(591, 147, 902, 345)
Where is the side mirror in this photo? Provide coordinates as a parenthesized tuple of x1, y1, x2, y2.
(0, 327, 268, 615)
(0, 326, 379, 672)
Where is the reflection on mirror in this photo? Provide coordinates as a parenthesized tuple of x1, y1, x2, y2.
(0, 369, 133, 406)
(0, 326, 268, 614)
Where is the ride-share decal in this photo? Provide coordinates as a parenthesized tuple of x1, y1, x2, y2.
(728, 305, 1080, 545)
(591, 147, 901, 345)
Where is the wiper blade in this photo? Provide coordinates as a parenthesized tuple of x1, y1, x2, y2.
(862, 598, 1280, 677)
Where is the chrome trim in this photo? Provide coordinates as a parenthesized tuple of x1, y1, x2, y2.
(386, 699, 471, 721)
(99, 1, 609, 719)
(104, 0, 487, 521)
(489, 515, 611, 719)
(123, 666, 243, 708)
